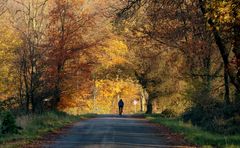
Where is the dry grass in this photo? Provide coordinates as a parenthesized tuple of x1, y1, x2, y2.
(0, 111, 96, 147)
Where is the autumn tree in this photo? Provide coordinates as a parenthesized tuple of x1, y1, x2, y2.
(0, 12, 21, 101)
(8, 0, 49, 113)
(46, 0, 96, 108)
(198, 0, 240, 102)
(115, 0, 225, 114)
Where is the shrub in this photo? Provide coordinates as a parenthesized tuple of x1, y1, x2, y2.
(1, 111, 22, 134)
(223, 115, 240, 134)
(161, 109, 177, 118)
(182, 81, 231, 133)
(182, 102, 240, 134)
(182, 106, 205, 125)
(183, 89, 222, 128)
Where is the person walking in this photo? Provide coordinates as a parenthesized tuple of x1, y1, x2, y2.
(118, 99, 124, 115)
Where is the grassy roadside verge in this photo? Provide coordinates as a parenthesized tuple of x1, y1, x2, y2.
(145, 114, 240, 148)
(0, 111, 96, 148)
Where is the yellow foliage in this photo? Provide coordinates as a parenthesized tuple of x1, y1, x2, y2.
(205, 1, 239, 25)
(97, 39, 129, 68)
(91, 79, 141, 114)
(0, 13, 22, 99)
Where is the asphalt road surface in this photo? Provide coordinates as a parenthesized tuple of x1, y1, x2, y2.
(42, 115, 194, 148)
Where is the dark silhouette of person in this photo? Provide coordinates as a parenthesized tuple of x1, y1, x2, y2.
(118, 99, 124, 115)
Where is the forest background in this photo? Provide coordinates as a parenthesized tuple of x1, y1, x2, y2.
(0, 0, 240, 136)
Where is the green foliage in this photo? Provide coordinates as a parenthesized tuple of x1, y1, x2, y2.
(1, 112, 22, 134)
(146, 115, 240, 148)
(224, 115, 240, 134)
(22, 111, 91, 138)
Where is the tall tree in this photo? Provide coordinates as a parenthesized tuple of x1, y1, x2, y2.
(46, 0, 96, 108)
(115, 0, 225, 113)
(199, 0, 240, 102)
(11, 0, 48, 113)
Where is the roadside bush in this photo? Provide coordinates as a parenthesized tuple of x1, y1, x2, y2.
(182, 82, 230, 133)
(183, 98, 222, 121)
(183, 100, 240, 134)
(161, 109, 177, 118)
(222, 104, 237, 119)
(182, 106, 204, 124)
(224, 115, 240, 134)
(1, 111, 22, 134)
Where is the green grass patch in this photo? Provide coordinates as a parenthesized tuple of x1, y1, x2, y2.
(145, 114, 240, 148)
(0, 111, 96, 147)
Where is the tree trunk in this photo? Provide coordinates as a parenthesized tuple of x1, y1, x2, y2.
(18, 63, 24, 110)
(23, 58, 30, 114)
(53, 84, 60, 109)
(199, 0, 240, 92)
(52, 64, 62, 109)
(140, 96, 143, 112)
(146, 101, 152, 114)
(140, 88, 147, 112)
(145, 95, 153, 114)
(224, 64, 230, 104)
(203, 55, 212, 95)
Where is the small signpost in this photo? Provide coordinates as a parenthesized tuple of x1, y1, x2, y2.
(133, 100, 138, 113)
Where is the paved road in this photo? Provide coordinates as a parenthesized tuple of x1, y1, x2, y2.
(42, 115, 193, 148)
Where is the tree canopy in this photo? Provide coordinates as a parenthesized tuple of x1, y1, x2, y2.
(0, 0, 240, 134)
